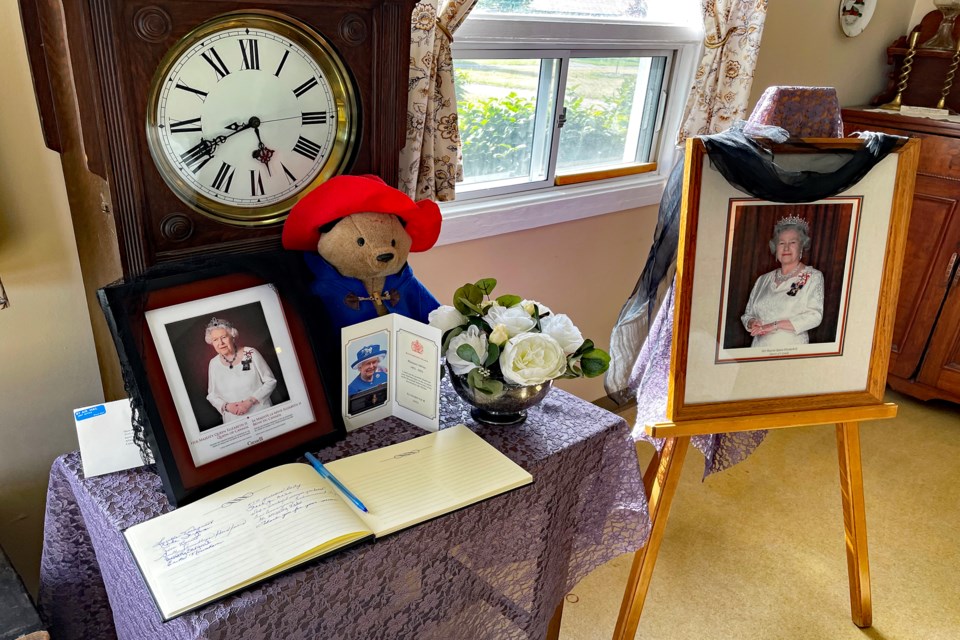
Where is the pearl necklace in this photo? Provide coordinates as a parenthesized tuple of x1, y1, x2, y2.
(774, 263, 804, 285)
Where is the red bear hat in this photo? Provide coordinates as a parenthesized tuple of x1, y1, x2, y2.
(282, 175, 442, 253)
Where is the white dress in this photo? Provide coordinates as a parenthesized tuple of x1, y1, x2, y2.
(206, 347, 278, 422)
(741, 266, 825, 347)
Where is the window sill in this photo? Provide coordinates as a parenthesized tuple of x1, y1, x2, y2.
(436, 172, 667, 246)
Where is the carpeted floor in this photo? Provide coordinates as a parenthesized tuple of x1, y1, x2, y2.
(560, 390, 960, 640)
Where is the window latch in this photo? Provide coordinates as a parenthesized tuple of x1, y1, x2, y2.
(557, 107, 567, 129)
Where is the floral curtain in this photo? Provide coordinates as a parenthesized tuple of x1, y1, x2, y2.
(399, 0, 479, 201)
(677, 0, 768, 144)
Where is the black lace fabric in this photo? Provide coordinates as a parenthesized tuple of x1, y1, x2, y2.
(703, 127, 906, 203)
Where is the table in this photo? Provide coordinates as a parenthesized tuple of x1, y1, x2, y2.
(38, 385, 649, 640)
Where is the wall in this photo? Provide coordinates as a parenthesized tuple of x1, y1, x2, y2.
(750, 0, 916, 108)
(910, 1, 937, 30)
(0, 3, 104, 594)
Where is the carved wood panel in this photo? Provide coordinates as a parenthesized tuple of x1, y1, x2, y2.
(22, 0, 417, 276)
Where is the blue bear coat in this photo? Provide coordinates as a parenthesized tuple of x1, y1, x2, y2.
(303, 253, 440, 330)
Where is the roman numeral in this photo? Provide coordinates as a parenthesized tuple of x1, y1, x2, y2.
(211, 162, 235, 192)
(302, 111, 329, 125)
(281, 163, 297, 184)
(274, 50, 290, 77)
(293, 77, 318, 98)
(175, 81, 208, 101)
(250, 170, 265, 196)
(180, 141, 212, 173)
(201, 47, 230, 79)
(292, 136, 322, 161)
(169, 117, 202, 133)
(239, 39, 260, 70)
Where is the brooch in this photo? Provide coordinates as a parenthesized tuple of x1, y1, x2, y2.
(786, 271, 810, 297)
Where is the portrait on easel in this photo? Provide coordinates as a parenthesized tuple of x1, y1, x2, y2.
(716, 198, 861, 363)
(669, 137, 918, 421)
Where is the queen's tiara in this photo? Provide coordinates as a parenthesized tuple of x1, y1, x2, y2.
(775, 215, 809, 233)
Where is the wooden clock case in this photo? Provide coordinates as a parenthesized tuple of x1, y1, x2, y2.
(19, 0, 418, 396)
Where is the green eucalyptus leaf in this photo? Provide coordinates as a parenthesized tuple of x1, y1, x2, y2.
(453, 283, 484, 315)
(572, 339, 595, 357)
(458, 296, 484, 314)
(580, 349, 611, 377)
(495, 294, 522, 308)
(474, 278, 497, 295)
(467, 367, 486, 391)
(466, 315, 492, 333)
(456, 343, 482, 366)
(481, 378, 504, 397)
(484, 343, 500, 367)
(441, 326, 465, 354)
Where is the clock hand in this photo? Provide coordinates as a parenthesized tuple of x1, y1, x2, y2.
(258, 115, 303, 124)
(207, 117, 261, 155)
(251, 125, 275, 176)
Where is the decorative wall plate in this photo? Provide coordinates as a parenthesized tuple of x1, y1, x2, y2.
(840, 0, 876, 37)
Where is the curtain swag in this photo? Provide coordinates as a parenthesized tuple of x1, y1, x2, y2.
(677, 0, 768, 145)
(399, 0, 478, 202)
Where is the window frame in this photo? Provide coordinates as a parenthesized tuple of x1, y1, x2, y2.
(439, 15, 702, 246)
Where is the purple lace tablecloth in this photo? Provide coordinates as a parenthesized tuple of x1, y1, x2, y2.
(38, 386, 648, 640)
(630, 283, 767, 477)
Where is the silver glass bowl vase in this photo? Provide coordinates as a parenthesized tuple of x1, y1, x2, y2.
(447, 362, 553, 426)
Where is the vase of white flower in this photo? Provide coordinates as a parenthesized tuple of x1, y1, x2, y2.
(447, 362, 553, 425)
(430, 278, 611, 426)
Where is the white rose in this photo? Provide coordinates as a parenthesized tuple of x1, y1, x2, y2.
(540, 314, 584, 355)
(521, 299, 552, 317)
(499, 333, 567, 386)
(446, 325, 488, 375)
(489, 323, 510, 347)
(428, 305, 467, 332)
(484, 302, 536, 337)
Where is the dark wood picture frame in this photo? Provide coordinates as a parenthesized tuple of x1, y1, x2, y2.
(668, 137, 920, 422)
(98, 254, 344, 506)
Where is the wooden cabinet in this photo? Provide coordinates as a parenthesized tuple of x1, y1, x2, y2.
(843, 108, 960, 404)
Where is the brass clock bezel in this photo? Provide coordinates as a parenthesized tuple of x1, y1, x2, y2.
(145, 10, 360, 227)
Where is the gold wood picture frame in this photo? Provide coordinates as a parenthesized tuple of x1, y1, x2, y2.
(667, 137, 920, 422)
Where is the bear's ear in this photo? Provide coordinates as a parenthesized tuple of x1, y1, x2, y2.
(318, 218, 343, 234)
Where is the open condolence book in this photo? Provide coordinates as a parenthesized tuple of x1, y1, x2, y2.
(124, 425, 533, 620)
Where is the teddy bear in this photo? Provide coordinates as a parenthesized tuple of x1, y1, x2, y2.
(281, 174, 442, 331)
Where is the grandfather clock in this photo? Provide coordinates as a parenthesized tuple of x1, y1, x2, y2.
(20, 0, 417, 397)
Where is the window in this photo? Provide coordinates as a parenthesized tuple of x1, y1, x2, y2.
(441, 0, 701, 243)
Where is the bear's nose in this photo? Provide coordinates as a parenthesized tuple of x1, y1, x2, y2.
(377, 253, 395, 263)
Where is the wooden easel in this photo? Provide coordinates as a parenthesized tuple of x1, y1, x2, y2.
(611, 403, 896, 640)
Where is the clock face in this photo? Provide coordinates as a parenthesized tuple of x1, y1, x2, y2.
(146, 12, 359, 226)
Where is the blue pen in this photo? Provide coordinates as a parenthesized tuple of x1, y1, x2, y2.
(304, 452, 369, 513)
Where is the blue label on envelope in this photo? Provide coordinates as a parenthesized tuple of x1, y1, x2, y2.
(75, 405, 106, 421)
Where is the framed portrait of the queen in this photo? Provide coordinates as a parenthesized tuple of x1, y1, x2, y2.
(668, 136, 920, 422)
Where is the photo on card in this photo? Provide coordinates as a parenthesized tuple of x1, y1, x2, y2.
(345, 330, 390, 417)
(341, 315, 441, 433)
(715, 198, 860, 363)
